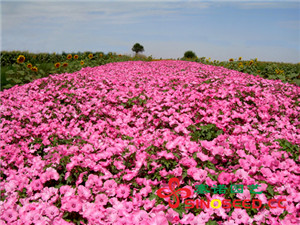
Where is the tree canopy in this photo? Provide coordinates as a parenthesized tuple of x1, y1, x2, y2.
(132, 43, 144, 55)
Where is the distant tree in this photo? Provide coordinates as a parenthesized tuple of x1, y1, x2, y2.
(184, 50, 197, 59)
(132, 43, 144, 55)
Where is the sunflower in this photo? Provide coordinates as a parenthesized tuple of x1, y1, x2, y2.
(62, 62, 68, 67)
(31, 66, 38, 72)
(80, 61, 84, 65)
(74, 55, 79, 59)
(99, 54, 103, 57)
(238, 57, 242, 61)
(17, 55, 25, 64)
(229, 58, 234, 62)
(27, 63, 32, 69)
(54, 62, 60, 68)
(88, 54, 93, 59)
(67, 54, 72, 60)
(249, 60, 254, 66)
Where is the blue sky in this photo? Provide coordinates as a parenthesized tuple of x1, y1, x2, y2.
(1, 0, 299, 63)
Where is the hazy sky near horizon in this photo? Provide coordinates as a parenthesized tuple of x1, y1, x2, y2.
(1, 0, 299, 63)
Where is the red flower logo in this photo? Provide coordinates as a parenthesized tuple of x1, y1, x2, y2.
(157, 177, 192, 208)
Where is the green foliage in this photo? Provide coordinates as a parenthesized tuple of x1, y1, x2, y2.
(132, 43, 144, 55)
(63, 211, 87, 225)
(184, 50, 197, 59)
(121, 95, 148, 109)
(187, 123, 224, 142)
(1, 51, 299, 91)
(275, 139, 299, 162)
(185, 56, 300, 86)
(206, 220, 219, 225)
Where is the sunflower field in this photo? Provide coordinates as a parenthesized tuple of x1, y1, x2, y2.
(1, 51, 299, 91)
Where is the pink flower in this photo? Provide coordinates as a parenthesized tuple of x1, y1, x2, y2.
(95, 194, 108, 206)
(41, 187, 58, 202)
(206, 177, 218, 187)
(60, 185, 76, 196)
(194, 169, 207, 182)
(166, 208, 180, 224)
(193, 212, 210, 224)
(45, 205, 59, 219)
(2, 208, 18, 223)
(44, 168, 59, 182)
(140, 185, 152, 197)
(180, 212, 195, 224)
(197, 152, 210, 161)
(30, 179, 43, 191)
(61, 196, 82, 212)
(132, 210, 151, 224)
(179, 157, 197, 167)
(234, 169, 248, 181)
(77, 185, 91, 200)
(76, 171, 88, 186)
(89, 209, 105, 223)
(218, 172, 232, 185)
(103, 179, 117, 196)
(116, 184, 130, 198)
(143, 199, 156, 211)
(172, 166, 183, 177)
(122, 171, 138, 181)
(150, 212, 169, 225)
(81, 143, 94, 153)
(231, 208, 250, 224)
(159, 169, 169, 177)
(157, 150, 175, 160)
(24, 211, 41, 224)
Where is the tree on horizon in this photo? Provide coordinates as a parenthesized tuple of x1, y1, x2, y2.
(132, 43, 144, 55)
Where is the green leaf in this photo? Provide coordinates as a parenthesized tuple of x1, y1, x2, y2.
(12, 78, 22, 84)
(3, 84, 13, 89)
(6, 70, 15, 75)
(267, 185, 274, 196)
(17, 71, 25, 76)
(206, 220, 218, 225)
(294, 79, 300, 86)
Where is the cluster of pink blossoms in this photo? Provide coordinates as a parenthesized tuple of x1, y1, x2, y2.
(0, 61, 299, 224)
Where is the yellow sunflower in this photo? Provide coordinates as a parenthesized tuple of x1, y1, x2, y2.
(27, 63, 32, 69)
(54, 62, 60, 68)
(17, 55, 25, 64)
(99, 53, 103, 57)
(249, 60, 254, 66)
(31, 66, 38, 72)
(80, 61, 84, 65)
(229, 58, 234, 62)
(62, 62, 68, 67)
(67, 54, 72, 60)
(88, 54, 93, 59)
(74, 55, 79, 59)
(238, 57, 242, 61)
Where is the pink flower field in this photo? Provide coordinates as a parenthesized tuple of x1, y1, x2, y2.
(0, 60, 299, 224)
